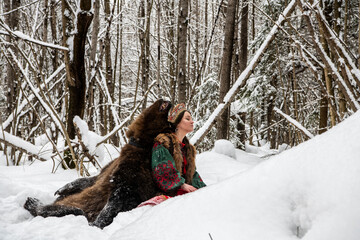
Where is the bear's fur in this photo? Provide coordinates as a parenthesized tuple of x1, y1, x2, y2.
(24, 99, 172, 228)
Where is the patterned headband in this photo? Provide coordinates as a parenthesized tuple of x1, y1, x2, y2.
(168, 103, 187, 123)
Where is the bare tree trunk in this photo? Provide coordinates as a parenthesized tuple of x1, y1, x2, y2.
(248, 0, 256, 146)
(104, 0, 117, 145)
(118, 0, 123, 116)
(232, 7, 240, 82)
(50, 0, 59, 70)
(333, 0, 347, 118)
(238, 0, 249, 147)
(88, 0, 100, 131)
(139, 0, 152, 109)
(156, 0, 161, 96)
(239, 0, 249, 74)
(216, 0, 238, 140)
(165, 0, 177, 102)
(195, 0, 200, 82)
(204, 0, 208, 76)
(177, 0, 189, 103)
(268, 75, 277, 149)
(249, 111, 254, 145)
(63, 0, 93, 140)
(236, 112, 246, 149)
(319, 72, 328, 134)
(40, 0, 49, 74)
(320, 1, 337, 126)
(4, 0, 20, 132)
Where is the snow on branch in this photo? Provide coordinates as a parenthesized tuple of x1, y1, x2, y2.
(190, 0, 297, 146)
(73, 117, 102, 174)
(274, 107, 314, 139)
(0, 129, 51, 162)
(1, 64, 65, 130)
(8, 49, 67, 136)
(0, 20, 69, 51)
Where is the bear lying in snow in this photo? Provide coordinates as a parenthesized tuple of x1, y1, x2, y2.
(24, 99, 172, 228)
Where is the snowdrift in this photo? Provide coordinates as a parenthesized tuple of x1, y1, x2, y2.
(1, 111, 360, 240)
(109, 111, 360, 240)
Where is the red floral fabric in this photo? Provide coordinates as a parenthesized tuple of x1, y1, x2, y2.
(152, 160, 182, 191)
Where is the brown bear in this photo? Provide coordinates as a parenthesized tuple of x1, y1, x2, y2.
(24, 99, 172, 229)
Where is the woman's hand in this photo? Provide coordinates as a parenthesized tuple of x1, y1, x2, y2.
(181, 183, 197, 193)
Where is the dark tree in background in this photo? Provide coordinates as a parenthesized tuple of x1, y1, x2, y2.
(62, 0, 93, 140)
(217, 0, 238, 140)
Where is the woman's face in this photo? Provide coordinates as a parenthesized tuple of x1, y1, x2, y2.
(177, 111, 194, 134)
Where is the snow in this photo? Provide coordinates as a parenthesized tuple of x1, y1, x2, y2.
(0, 129, 51, 162)
(213, 139, 236, 159)
(1, 110, 360, 240)
(73, 116, 107, 165)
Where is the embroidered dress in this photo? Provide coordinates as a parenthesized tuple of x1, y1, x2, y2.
(151, 142, 206, 193)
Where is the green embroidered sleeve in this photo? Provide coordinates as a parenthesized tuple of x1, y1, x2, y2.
(191, 171, 206, 189)
(151, 143, 185, 192)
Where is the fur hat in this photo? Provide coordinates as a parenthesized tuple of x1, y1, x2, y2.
(168, 103, 187, 124)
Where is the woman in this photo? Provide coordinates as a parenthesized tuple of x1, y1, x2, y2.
(151, 103, 206, 196)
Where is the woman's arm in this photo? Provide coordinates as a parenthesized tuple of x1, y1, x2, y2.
(151, 143, 185, 192)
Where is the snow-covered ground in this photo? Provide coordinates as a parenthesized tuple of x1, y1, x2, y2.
(1, 110, 360, 240)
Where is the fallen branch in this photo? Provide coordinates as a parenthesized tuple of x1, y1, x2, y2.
(274, 107, 314, 139)
(0, 129, 50, 162)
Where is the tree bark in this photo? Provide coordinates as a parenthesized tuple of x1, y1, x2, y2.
(238, 0, 249, 146)
(239, 0, 249, 73)
(165, 0, 177, 102)
(40, 0, 49, 74)
(88, 0, 100, 131)
(104, 0, 117, 145)
(319, 72, 328, 134)
(4, 0, 20, 131)
(321, 0, 337, 126)
(139, 0, 152, 109)
(332, 0, 347, 118)
(63, 0, 94, 140)
(216, 0, 238, 140)
(118, 0, 123, 117)
(50, 0, 59, 70)
(177, 0, 189, 103)
(156, 0, 161, 96)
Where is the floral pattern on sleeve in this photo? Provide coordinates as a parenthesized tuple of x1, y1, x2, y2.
(152, 143, 185, 192)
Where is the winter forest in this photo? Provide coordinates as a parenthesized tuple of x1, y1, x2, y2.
(1, 0, 360, 172)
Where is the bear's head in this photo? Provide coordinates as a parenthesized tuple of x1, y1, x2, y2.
(126, 99, 172, 147)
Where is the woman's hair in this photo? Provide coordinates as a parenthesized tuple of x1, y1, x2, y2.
(169, 110, 187, 132)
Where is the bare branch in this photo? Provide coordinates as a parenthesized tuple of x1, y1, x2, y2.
(0, 19, 69, 51)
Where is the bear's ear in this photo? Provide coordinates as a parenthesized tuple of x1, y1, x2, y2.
(126, 128, 134, 138)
